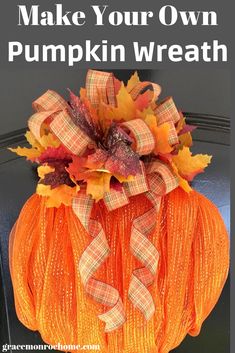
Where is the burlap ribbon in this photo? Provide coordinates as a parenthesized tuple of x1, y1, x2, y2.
(28, 70, 181, 331)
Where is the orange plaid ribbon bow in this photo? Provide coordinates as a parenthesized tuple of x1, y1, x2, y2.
(28, 70, 180, 332)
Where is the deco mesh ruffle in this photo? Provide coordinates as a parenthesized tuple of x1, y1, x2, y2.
(9, 70, 229, 353)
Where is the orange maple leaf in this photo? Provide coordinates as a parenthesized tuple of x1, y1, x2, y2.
(172, 146, 212, 181)
(36, 184, 79, 208)
(105, 84, 137, 122)
(126, 71, 140, 92)
(8, 146, 41, 160)
(153, 124, 173, 155)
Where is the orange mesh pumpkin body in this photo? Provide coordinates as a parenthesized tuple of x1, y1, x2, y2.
(9, 187, 229, 353)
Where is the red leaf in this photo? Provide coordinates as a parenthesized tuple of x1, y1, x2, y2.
(67, 156, 88, 181)
(86, 149, 108, 169)
(178, 124, 197, 136)
(105, 142, 141, 177)
(38, 145, 72, 164)
(41, 161, 74, 189)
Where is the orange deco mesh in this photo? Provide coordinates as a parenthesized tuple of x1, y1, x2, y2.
(9, 187, 229, 353)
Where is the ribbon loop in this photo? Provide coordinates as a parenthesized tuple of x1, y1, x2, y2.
(123, 119, 155, 156)
(128, 81, 161, 103)
(155, 97, 181, 125)
(104, 187, 129, 212)
(32, 90, 68, 112)
(147, 161, 179, 195)
(29, 90, 69, 140)
(124, 162, 149, 196)
(86, 69, 116, 108)
(50, 111, 91, 156)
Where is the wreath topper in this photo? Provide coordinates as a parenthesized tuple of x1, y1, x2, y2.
(10, 70, 212, 332)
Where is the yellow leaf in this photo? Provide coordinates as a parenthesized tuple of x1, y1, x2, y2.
(86, 172, 111, 201)
(179, 132, 193, 147)
(114, 174, 134, 183)
(37, 184, 78, 208)
(172, 146, 212, 181)
(152, 123, 173, 155)
(8, 146, 41, 160)
(144, 114, 157, 128)
(171, 162, 192, 193)
(137, 107, 156, 120)
(25, 131, 43, 151)
(126, 71, 140, 92)
(176, 117, 186, 133)
(107, 84, 136, 122)
(37, 165, 55, 179)
(39, 133, 61, 148)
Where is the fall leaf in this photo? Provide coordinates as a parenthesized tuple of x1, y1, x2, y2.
(67, 156, 89, 181)
(152, 122, 173, 155)
(176, 116, 186, 133)
(176, 116, 196, 148)
(126, 71, 140, 92)
(137, 107, 156, 121)
(26, 130, 60, 150)
(37, 165, 55, 179)
(25, 131, 43, 151)
(179, 132, 193, 147)
(105, 141, 141, 177)
(8, 146, 41, 160)
(86, 171, 111, 201)
(38, 145, 72, 164)
(172, 146, 212, 181)
(144, 114, 157, 129)
(114, 174, 134, 183)
(37, 184, 79, 208)
(9, 130, 62, 161)
(178, 124, 196, 136)
(69, 89, 103, 143)
(106, 84, 137, 122)
(39, 133, 61, 149)
(171, 163, 192, 193)
(86, 149, 108, 169)
(40, 161, 75, 188)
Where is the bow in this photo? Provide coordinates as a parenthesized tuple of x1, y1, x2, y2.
(28, 70, 181, 331)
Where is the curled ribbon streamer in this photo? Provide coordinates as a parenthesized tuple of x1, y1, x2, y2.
(128, 204, 160, 319)
(128, 162, 179, 319)
(72, 193, 126, 332)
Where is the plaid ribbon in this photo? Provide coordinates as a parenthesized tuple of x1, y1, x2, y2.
(28, 90, 92, 155)
(127, 162, 178, 320)
(28, 70, 181, 331)
(86, 69, 117, 108)
(127, 79, 161, 102)
(102, 160, 178, 321)
(72, 193, 126, 332)
(123, 119, 155, 156)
